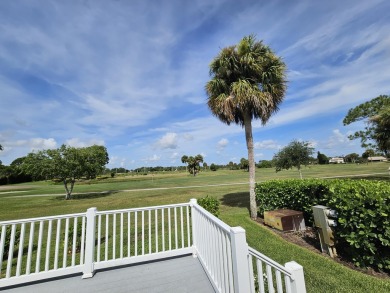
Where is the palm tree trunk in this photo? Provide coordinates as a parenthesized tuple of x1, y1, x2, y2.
(244, 113, 257, 220)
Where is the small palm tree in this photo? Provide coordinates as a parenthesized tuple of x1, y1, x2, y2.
(206, 35, 287, 219)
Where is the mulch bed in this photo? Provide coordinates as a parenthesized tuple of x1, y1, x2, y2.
(255, 217, 389, 279)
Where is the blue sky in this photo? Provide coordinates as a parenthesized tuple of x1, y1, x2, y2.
(1, 0, 389, 169)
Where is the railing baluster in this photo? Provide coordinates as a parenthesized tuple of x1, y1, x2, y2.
(16, 223, 25, 276)
(120, 213, 124, 259)
(45, 220, 53, 271)
(0, 225, 6, 277)
(276, 270, 283, 293)
(127, 212, 131, 257)
(142, 210, 145, 255)
(186, 206, 190, 247)
(105, 214, 109, 261)
(154, 209, 158, 253)
(134, 211, 137, 256)
(6, 224, 16, 278)
(174, 207, 178, 249)
(257, 259, 265, 293)
(97, 215, 101, 262)
(80, 216, 86, 265)
(180, 206, 184, 248)
(217, 227, 224, 292)
(35, 221, 44, 273)
(284, 275, 292, 293)
(248, 254, 255, 293)
(54, 219, 61, 270)
(112, 214, 116, 260)
(162, 208, 165, 251)
(266, 264, 275, 293)
(63, 219, 69, 268)
(226, 233, 234, 292)
(71, 218, 77, 266)
(148, 210, 151, 254)
(168, 208, 172, 250)
(26, 222, 34, 274)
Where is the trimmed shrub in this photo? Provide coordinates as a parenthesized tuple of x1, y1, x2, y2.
(256, 179, 330, 225)
(198, 195, 220, 217)
(255, 179, 390, 272)
(327, 180, 390, 271)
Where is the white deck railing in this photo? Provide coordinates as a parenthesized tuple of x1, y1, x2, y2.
(0, 199, 306, 292)
(0, 212, 87, 287)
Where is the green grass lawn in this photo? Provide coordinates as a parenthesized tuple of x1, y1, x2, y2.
(1, 162, 389, 292)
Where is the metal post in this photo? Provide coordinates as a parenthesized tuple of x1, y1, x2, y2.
(230, 226, 250, 292)
(82, 207, 97, 279)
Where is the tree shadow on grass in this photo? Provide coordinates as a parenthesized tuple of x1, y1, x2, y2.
(221, 192, 251, 212)
(52, 190, 119, 201)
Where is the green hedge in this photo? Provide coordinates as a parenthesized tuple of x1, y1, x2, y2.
(255, 179, 390, 272)
(198, 195, 220, 217)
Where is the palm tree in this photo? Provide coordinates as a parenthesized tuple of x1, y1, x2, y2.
(205, 35, 287, 219)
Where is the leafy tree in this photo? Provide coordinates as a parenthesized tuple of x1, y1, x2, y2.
(181, 154, 204, 176)
(82, 145, 110, 179)
(22, 145, 109, 199)
(257, 160, 273, 168)
(343, 95, 390, 154)
(210, 163, 217, 171)
(205, 35, 287, 219)
(317, 151, 329, 165)
(362, 149, 375, 159)
(203, 162, 208, 170)
(240, 158, 249, 171)
(273, 140, 314, 179)
(344, 153, 360, 163)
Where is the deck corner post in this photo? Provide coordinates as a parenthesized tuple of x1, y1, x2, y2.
(230, 226, 250, 293)
(189, 198, 198, 257)
(285, 261, 306, 293)
(82, 207, 97, 279)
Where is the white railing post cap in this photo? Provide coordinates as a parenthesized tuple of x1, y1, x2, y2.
(285, 261, 303, 270)
(190, 198, 197, 205)
(230, 226, 245, 234)
(87, 207, 97, 212)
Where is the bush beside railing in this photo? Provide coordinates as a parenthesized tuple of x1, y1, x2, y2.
(256, 179, 390, 272)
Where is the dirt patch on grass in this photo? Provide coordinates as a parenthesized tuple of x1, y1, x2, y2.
(255, 217, 389, 279)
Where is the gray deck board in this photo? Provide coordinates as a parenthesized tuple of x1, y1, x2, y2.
(1, 255, 216, 293)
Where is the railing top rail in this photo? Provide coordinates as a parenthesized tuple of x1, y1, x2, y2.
(97, 202, 190, 215)
(0, 212, 86, 226)
(248, 246, 293, 278)
(192, 203, 231, 233)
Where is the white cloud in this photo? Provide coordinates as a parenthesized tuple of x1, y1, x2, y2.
(170, 152, 179, 159)
(217, 138, 229, 150)
(183, 133, 194, 141)
(144, 154, 161, 162)
(254, 140, 281, 150)
(154, 132, 178, 149)
(65, 138, 105, 148)
(8, 138, 58, 150)
(325, 129, 355, 149)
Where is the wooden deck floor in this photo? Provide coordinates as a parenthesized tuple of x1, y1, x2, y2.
(1, 255, 216, 293)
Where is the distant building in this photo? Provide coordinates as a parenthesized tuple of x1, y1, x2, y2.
(329, 157, 345, 164)
(368, 156, 387, 162)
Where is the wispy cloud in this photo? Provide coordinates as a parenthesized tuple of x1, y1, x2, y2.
(0, 0, 388, 166)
